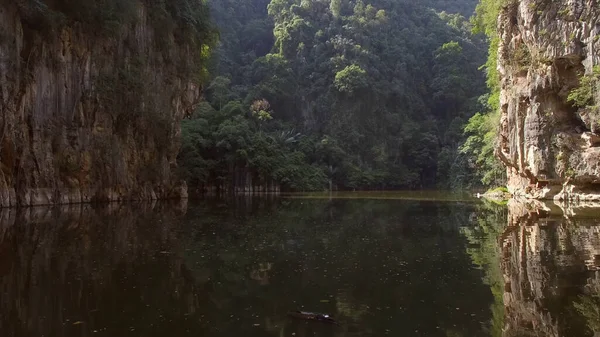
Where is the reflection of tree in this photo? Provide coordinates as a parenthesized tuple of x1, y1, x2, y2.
(461, 201, 506, 337)
(574, 276, 600, 335)
(177, 198, 495, 337)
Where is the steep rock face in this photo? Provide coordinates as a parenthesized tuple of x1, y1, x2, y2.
(0, 1, 204, 207)
(496, 0, 600, 200)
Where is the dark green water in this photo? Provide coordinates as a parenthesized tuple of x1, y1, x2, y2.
(1, 195, 599, 337)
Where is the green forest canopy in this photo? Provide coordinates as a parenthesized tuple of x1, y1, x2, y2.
(178, 0, 504, 193)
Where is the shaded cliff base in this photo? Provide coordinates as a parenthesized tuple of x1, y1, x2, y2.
(0, 182, 188, 208)
(507, 172, 600, 202)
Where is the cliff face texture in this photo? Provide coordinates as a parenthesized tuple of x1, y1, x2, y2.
(502, 200, 600, 336)
(496, 0, 600, 200)
(0, 0, 206, 207)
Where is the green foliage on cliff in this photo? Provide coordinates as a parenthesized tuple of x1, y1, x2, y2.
(461, 107, 504, 186)
(19, 0, 216, 45)
(471, 0, 513, 96)
(459, 0, 512, 187)
(568, 66, 600, 110)
(20, 0, 137, 35)
(180, 0, 488, 192)
(19, 0, 218, 81)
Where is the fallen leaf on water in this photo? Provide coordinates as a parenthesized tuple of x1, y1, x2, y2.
(73, 321, 84, 325)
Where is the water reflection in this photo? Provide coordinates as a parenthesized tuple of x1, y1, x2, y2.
(0, 198, 494, 337)
(461, 201, 506, 337)
(500, 200, 600, 337)
(179, 198, 493, 337)
(0, 201, 192, 337)
(6, 196, 600, 337)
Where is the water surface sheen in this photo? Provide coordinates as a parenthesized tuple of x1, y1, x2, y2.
(0, 195, 598, 336)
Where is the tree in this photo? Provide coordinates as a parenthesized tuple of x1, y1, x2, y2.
(334, 64, 367, 94)
(179, 0, 488, 192)
(250, 99, 273, 122)
(460, 110, 505, 186)
(330, 0, 342, 18)
(207, 76, 232, 110)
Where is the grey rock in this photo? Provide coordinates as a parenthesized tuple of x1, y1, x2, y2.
(497, 0, 600, 200)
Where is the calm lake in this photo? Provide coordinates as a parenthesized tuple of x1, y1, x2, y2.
(1, 193, 599, 337)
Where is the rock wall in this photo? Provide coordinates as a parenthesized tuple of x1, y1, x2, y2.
(496, 0, 600, 200)
(0, 0, 205, 207)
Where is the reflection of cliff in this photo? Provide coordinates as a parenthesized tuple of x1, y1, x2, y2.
(0, 202, 196, 337)
(502, 200, 600, 337)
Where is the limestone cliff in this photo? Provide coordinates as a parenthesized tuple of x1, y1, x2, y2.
(496, 0, 600, 200)
(0, 0, 210, 206)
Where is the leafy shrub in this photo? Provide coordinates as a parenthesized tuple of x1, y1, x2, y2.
(568, 66, 600, 109)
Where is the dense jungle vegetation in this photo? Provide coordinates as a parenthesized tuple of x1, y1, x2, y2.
(178, 0, 504, 193)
